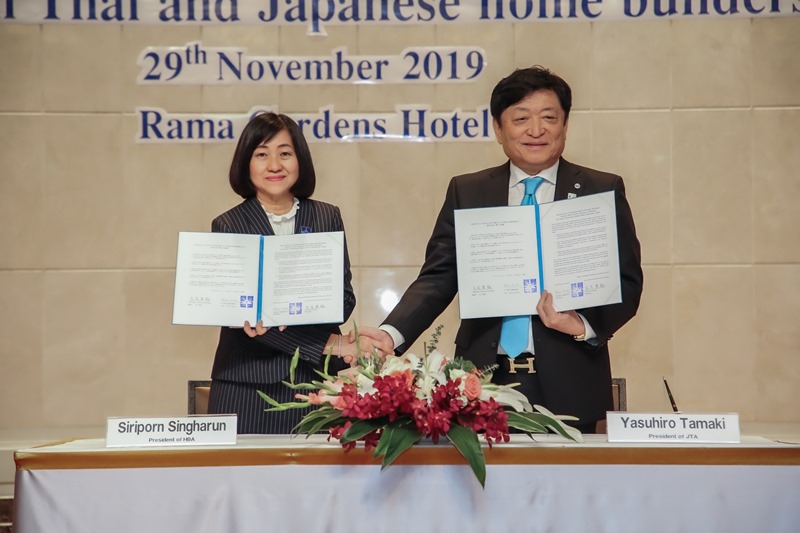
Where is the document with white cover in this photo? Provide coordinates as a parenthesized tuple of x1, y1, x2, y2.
(454, 191, 620, 319)
(172, 231, 344, 327)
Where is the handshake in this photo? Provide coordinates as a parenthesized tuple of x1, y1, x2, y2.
(241, 321, 396, 366)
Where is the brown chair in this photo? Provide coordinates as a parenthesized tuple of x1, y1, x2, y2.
(188, 380, 212, 415)
(596, 377, 627, 433)
(612, 377, 627, 412)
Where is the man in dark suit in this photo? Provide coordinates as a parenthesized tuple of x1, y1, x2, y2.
(357, 66, 643, 432)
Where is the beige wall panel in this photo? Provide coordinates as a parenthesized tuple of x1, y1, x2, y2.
(755, 265, 800, 421)
(309, 142, 362, 262)
(42, 25, 122, 112)
(673, 267, 757, 419)
(122, 117, 208, 268)
(122, 26, 202, 111)
(42, 114, 126, 269)
(434, 24, 515, 111)
(435, 142, 507, 192)
(0, 115, 44, 269)
(562, 111, 591, 168)
(672, 109, 752, 264)
(200, 26, 280, 112)
(278, 26, 359, 112)
(42, 271, 127, 427)
(514, 22, 593, 111)
(357, 266, 459, 356)
(753, 18, 800, 106)
(753, 109, 800, 263)
(124, 271, 218, 416)
(354, 266, 419, 332)
(357, 25, 436, 112)
(0, 25, 41, 111)
(593, 111, 672, 265)
(1, 14, 800, 433)
(592, 21, 671, 110)
(610, 266, 674, 413)
(672, 19, 751, 108)
(345, 265, 363, 330)
(0, 272, 44, 428)
(200, 143, 245, 227)
(357, 143, 438, 266)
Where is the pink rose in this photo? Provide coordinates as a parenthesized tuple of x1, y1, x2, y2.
(463, 373, 482, 400)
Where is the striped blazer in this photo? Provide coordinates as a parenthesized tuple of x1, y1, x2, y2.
(209, 197, 356, 384)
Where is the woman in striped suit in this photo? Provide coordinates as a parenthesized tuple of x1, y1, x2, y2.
(207, 112, 359, 434)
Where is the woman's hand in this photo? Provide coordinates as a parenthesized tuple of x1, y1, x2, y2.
(241, 320, 286, 337)
(325, 333, 390, 366)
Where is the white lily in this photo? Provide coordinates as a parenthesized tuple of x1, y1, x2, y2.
(480, 385, 533, 413)
(378, 353, 419, 376)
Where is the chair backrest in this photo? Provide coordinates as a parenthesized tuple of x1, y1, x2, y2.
(188, 380, 212, 415)
(595, 377, 627, 434)
(612, 377, 627, 412)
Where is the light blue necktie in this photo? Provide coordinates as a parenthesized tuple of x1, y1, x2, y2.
(499, 176, 544, 358)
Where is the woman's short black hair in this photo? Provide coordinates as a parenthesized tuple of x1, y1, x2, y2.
(490, 65, 572, 123)
(228, 112, 316, 199)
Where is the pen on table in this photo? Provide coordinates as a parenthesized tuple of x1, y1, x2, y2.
(663, 377, 680, 413)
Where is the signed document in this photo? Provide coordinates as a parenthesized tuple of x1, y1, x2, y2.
(454, 191, 620, 319)
(172, 231, 344, 327)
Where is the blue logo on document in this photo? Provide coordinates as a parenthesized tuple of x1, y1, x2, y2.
(523, 279, 538, 294)
(300, 226, 312, 234)
(240, 295, 254, 308)
(571, 282, 584, 297)
(289, 302, 303, 315)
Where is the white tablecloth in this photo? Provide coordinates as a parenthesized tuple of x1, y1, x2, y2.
(13, 434, 800, 533)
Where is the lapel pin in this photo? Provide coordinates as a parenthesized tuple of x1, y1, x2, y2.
(574, 183, 581, 189)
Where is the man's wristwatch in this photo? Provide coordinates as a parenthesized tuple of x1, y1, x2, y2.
(572, 332, 586, 341)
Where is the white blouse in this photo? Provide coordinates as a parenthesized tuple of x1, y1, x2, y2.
(262, 197, 299, 236)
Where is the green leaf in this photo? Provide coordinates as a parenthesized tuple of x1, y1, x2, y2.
(544, 420, 583, 443)
(352, 322, 362, 355)
(447, 423, 486, 488)
(375, 421, 421, 469)
(293, 405, 336, 423)
(313, 368, 336, 382)
(256, 390, 283, 407)
(263, 401, 311, 412)
(506, 410, 583, 443)
(279, 381, 318, 391)
(288, 347, 301, 384)
(370, 419, 416, 459)
(293, 406, 337, 433)
(323, 347, 333, 377)
(340, 418, 386, 443)
(506, 411, 549, 434)
(295, 408, 345, 436)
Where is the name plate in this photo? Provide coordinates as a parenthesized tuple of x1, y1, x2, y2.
(106, 415, 237, 447)
(606, 412, 740, 443)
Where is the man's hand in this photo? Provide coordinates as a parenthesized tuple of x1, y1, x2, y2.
(348, 326, 395, 357)
(536, 291, 585, 337)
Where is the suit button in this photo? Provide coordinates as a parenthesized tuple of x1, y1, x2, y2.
(490, 341, 497, 349)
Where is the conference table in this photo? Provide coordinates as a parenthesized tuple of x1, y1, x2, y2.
(13, 433, 800, 533)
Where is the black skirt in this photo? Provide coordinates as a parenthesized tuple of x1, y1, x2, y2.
(208, 361, 337, 434)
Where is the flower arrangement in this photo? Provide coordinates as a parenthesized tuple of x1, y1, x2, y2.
(259, 326, 582, 487)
